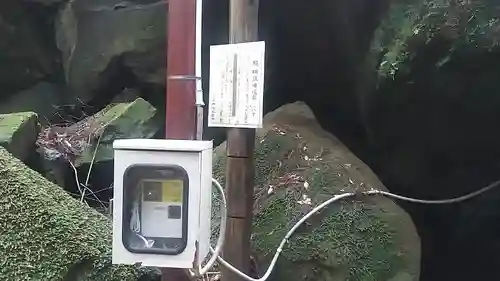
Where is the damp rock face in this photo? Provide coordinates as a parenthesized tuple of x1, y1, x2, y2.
(0, 83, 63, 124)
(55, 0, 167, 103)
(355, 3, 500, 278)
(0, 1, 56, 97)
(0, 112, 40, 161)
(0, 147, 159, 281)
(37, 98, 161, 167)
(361, 0, 500, 198)
(212, 102, 421, 281)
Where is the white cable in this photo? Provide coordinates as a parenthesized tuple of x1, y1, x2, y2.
(371, 178, 500, 204)
(190, 178, 227, 277)
(210, 178, 500, 281)
(130, 201, 155, 248)
(211, 192, 354, 281)
(130, 201, 141, 233)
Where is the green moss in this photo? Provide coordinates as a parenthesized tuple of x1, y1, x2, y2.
(0, 112, 35, 140)
(253, 132, 289, 186)
(375, 0, 500, 79)
(251, 146, 403, 281)
(212, 151, 226, 184)
(75, 98, 161, 166)
(253, 196, 301, 255)
(213, 131, 288, 187)
(0, 111, 39, 161)
(0, 147, 156, 281)
(213, 120, 415, 281)
(373, 1, 423, 78)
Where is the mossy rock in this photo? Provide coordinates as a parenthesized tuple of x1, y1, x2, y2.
(373, 0, 500, 80)
(73, 98, 161, 167)
(0, 147, 159, 281)
(212, 102, 420, 281)
(0, 111, 39, 161)
(358, 0, 500, 196)
(367, 0, 500, 111)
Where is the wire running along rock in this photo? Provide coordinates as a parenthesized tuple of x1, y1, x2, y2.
(199, 177, 500, 281)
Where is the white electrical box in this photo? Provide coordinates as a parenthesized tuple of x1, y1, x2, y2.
(112, 139, 213, 268)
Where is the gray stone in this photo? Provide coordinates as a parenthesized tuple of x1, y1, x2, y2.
(0, 1, 55, 97)
(0, 82, 63, 125)
(0, 111, 39, 161)
(111, 88, 141, 104)
(37, 98, 161, 166)
(55, 0, 167, 103)
(23, 0, 67, 5)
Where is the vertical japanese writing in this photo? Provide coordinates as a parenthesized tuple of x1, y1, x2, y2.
(223, 56, 233, 124)
(232, 53, 238, 118)
(250, 59, 259, 120)
(243, 70, 249, 124)
(210, 95, 216, 122)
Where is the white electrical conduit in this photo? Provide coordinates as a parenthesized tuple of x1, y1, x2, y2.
(194, 0, 204, 140)
(195, 0, 204, 109)
(195, 0, 203, 103)
(190, 178, 227, 276)
(194, 177, 500, 281)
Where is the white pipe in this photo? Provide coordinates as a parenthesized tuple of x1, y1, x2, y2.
(195, 0, 204, 140)
(195, 0, 204, 107)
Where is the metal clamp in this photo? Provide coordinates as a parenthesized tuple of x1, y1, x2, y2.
(168, 75, 202, 80)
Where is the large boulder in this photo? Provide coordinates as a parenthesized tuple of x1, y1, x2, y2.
(37, 97, 161, 167)
(0, 112, 40, 161)
(0, 147, 159, 280)
(0, 1, 55, 96)
(212, 102, 421, 281)
(55, 0, 166, 103)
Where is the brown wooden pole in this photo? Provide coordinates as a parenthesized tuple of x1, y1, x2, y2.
(163, 0, 197, 279)
(165, 0, 197, 140)
(222, 1, 259, 281)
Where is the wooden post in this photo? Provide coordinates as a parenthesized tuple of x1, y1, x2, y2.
(163, 0, 197, 279)
(222, 1, 259, 281)
(165, 0, 197, 140)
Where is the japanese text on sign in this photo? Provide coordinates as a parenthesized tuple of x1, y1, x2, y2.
(208, 41, 265, 128)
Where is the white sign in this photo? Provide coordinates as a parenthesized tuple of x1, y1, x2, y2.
(208, 41, 265, 128)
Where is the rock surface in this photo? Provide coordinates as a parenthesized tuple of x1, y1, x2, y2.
(0, 82, 63, 124)
(355, 1, 500, 279)
(24, 0, 67, 5)
(363, 0, 500, 198)
(212, 102, 421, 281)
(0, 112, 40, 161)
(0, 147, 159, 281)
(37, 97, 161, 166)
(0, 1, 55, 96)
(55, 0, 167, 103)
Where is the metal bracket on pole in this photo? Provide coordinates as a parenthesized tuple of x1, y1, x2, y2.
(168, 75, 205, 106)
(168, 75, 205, 140)
(168, 75, 202, 80)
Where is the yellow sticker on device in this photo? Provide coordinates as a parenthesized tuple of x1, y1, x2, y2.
(161, 180, 183, 203)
